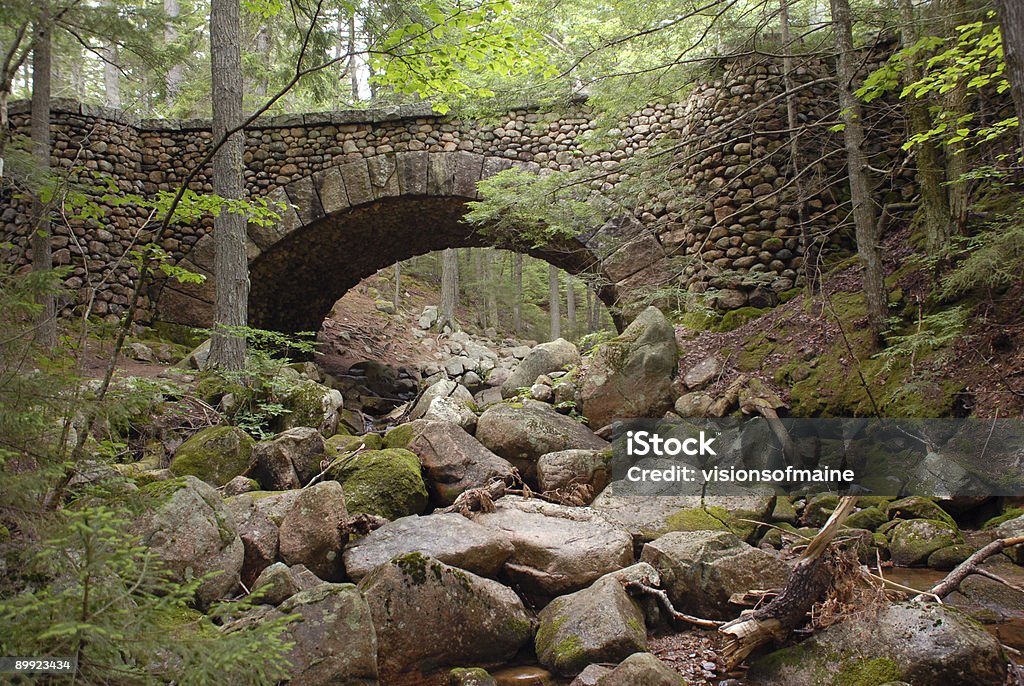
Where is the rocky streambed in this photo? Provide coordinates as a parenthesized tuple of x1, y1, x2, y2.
(109, 307, 1024, 685)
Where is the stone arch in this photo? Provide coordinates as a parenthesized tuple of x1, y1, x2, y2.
(154, 151, 622, 333)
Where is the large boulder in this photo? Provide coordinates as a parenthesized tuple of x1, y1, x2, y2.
(134, 476, 243, 607)
(423, 396, 477, 432)
(536, 449, 611, 498)
(594, 653, 686, 686)
(245, 427, 326, 490)
(234, 583, 378, 686)
(275, 378, 344, 436)
(409, 379, 475, 421)
(536, 564, 658, 676)
(330, 448, 428, 520)
(278, 481, 349, 581)
(343, 513, 514, 581)
(747, 602, 1006, 686)
(500, 338, 580, 398)
(169, 425, 255, 486)
(405, 421, 515, 506)
(225, 489, 301, 585)
(577, 306, 679, 427)
(358, 553, 534, 684)
(251, 562, 321, 606)
(475, 403, 607, 483)
(473, 496, 634, 602)
(887, 518, 962, 567)
(640, 530, 789, 620)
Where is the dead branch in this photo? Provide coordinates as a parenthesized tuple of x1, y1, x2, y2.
(622, 580, 726, 629)
(439, 478, 510, 515)
(917, 535, 1024, 602)
(338, 513, 389, 538)
(718, 495, 858, 669)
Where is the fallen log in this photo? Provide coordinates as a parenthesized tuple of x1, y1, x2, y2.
(916, 535, 1024, 601)
(718, 495, 858, 669)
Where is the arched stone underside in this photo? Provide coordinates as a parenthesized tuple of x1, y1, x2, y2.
(155, 151, 630, 333)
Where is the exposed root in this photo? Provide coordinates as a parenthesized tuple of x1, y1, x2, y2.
(622, 580, 726, 629)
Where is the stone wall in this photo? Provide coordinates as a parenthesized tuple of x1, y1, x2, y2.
(0, 47, 911, 330)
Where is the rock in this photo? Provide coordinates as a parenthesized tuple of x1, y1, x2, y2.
(845, 505, 887, 531)
(251, 562, 321, 605)
(501, 338, 580, 398)
(531, 383, 554, 402)
(330, 448, 428, 520)
(406, 421, 515, 506)
(225, 489, 300, 585)
(948, 566, 1024, 622)
(449, 667, 496, 686)
(359, 554, 534, 684)
(245, 427, 326, 490)
(536, 449, 611, 498)
(996, 515, 1024, 564)
(273, 583, 379, 686)
(887, 519, 961, 566)
(474, 496, 634, 602)
(536, 564, 659, 676)
(423, 395, 478, 432)
(802, 493, 839, 527)
(641, 530, 789, 620)
(476, 403, 607, 483)
(419, 305, 439, 329)
(178, 339, 212, 370)
(927, 544, 974, 570)
(126, 341, 156, 362)
(577, 307, 679, 427)
(223, 475, 258, 496)
(169, 425, 255, 486)
(571, 665, 612, 686)
(595, 653, 686, 686)
(278, 481, 349, 581)
(747, 602, 1006, 686)
(683, 355, 723, 390)
(674, 391, 713, 417)
(343, 513, 514, 581)
(485, 367, 512, 388)
(275, 379, 344, 436)
(462, 370, 483, 388)
(410, 378, 475, 420)
(886, 496, 957, 529)
(133, 476, 243, 607)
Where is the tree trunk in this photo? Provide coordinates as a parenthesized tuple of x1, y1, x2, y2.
(997, 0, 1024, 158)
(585, 288, 594, 333)
(393, 262, 401, 311)
(940, 0, 971, 230)
(253, 24, 270, 98)
(165, 0, 182, 108)
(566, 276, 576, 339)
(348, 11, 359, 100)
(472, 248, 485, 328)
(31, 5, 56, 349)
(439, 248, 459, 331)
(830, 0, 885, 348)
(512, 253, 523, 335)
(900, 0, 952, 255)
(208, 0, 247, 370)
(548, 263, 560, 341)
(485, 250, 499, 332)
(102, 42, 121, 108)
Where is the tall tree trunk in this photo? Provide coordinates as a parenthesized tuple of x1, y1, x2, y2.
(485, 250, 498, 332)
(900, 0, 951, 254)
(472, 248, 485, 328)
(830, 0, 885, 348)
(348, 11, 359, 100)
(512, 253, 523, 334)
(393, 262, 401, 311)
(997, 0, 1024, 158)
(940, 0, 970, 231)
(439, 248, 459, 331)
(165, 0, 182, 108)
(585, 288, 594, 333)
(253, 24, 270, 98)
(566, 276, 576, 338)
(31, 6, 56, 349)
(780, 0, 815, 288)
(102, 42, 121, 108)
(548, 263, 560, 341)
(208, 0, 247, 370)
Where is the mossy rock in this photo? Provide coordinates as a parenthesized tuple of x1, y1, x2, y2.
(664, 507, 732, 534)
(982, 507, 1024, 530)
(326, 432, 383, 459)
(885, 497, 956, 529)
(383, 423, 416, 449)
(845, 506, 888, 532)
(772, 496, 798, 524)
(887, 518, 962, 566)
(169, 425, 255, 486)
(448, 667, 497, 686)
(277, 379, 341, 434)
(927, 544, 975, 570)
(778, 287, 802, 303)
(678, 310, 720, 332)
(329, 448, 428, 520)
(714, 306, 768, 332)
(803, 494, 840, 527)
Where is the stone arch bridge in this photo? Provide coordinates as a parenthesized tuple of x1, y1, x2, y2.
(1, 54, 901, 333)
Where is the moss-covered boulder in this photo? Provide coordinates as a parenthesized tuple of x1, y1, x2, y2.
(803, 494, 840, 527)
(275, 378, 344, 436)
(325, 432, 383, 459)
(383, 422, 418, 449)
(329, 448, 428, 520)
(169, 425, 255, 486)
(449, 667, 496, 686)
(845, 506, 888, 532)
(887, 518, 961, 566)
(747, 602, 1006, 686)
(662, 507, 731, 534)
(886, 497, 956, 529)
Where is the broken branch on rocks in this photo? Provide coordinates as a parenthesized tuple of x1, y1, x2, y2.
(916, 535, 1024, 602)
